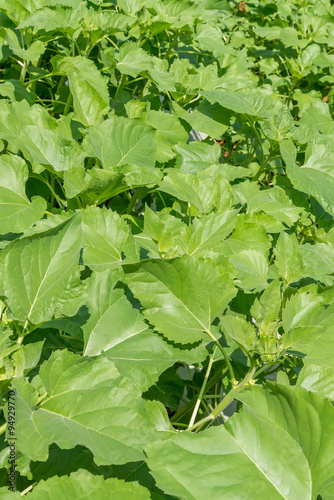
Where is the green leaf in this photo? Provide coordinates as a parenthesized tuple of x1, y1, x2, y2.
(105, 331, 208, 392)
(1, 214, 82, 325)
(159, 171, 218, 213)
(144, 110, 188, 162)
(261, 107, 294, 141)
(81, 268, 147, 357)
(274, 232, 304, 284)
(222, 222, 271, 258)
(300, 242, 334, 286)
(82, 206, 130, 270)
(12, 350, 160, 465)
(83, 115, 156, 169)
(229, 250, 268, 292)
(0, 79, 36, 104)
(54, 56, 109, 126)
(26, 470, 151, 500)
(5, 28, 45, 62)
(282, 288, 334, 349)
(146, 396, 311, 499)
(126, 256, 235, 344)
(201, 89, 275, 119)
(251, 278, 281, 327)
(237, 383, 334, 498)
(297, 363, 334, 400)
(116, 41, 153, 77)
(174, 141, 221, 174)
(282, 141, 334, 218)
(0, 101, 85, 172)
(220, 314, 256, 350)
(0, 154, 46, 234)
(173, 99, 232, 138)
(242, 184, 303, 226)
(182, 210, 238, 256)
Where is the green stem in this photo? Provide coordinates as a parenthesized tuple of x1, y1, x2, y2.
(115, 74, 127, 99)
(126, 190, 140, 214)
(30, 173, 66, 208)
(63, 91, 73, 116)
(171, 366, 228, 422)
(36, 392, 47, 405)
(165, 30, 179, 59)
(56, 75, 66, 95)
(188, 347, 217, 428)
(186, 365, 256, 432)
(0, 422, 6, 436)
(205, 329, 236, 384)
(50, 174, 55, 208)
(20, 60, 28, 84)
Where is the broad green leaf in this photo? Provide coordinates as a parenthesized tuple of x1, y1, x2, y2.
(1, 214, 82, 325)
(5, 28, 45, 62)
(300, 242, 334, 286)
(174, 141, 221, 174)
(282, 289, 334, 349)
(145, 110, 188, 162)
(237, 383, 334, 498)
(146, 398, 311, 499)
(105, 331, 208, 392)
(82, 206, 130, 270)
(0, 0, 48, 23)
(0, 154, 46, 234)
(116, 41, 153, 77)
(159, 171, 218, 213)
(142, 205, 175, 255)
(53, 56, 109, 126)
(0, 79, 36, 104)
(12, 350, 160, 465)
(0, 101, 85, 172)
(222, 222, 271, 258)
(64, 164, 161, 205)
(26, 470, 151, 500)
(274, 232, 304, 284)
(300, 327, 334, 369)
(12, 340, 44, 377)
(83, 115, 156, 169)
(126, 256, 235, 344)
(282, 141, 334, 218)
(81, 268, 147, 356)
(18, 6, 83, 33)
(245, 185, 303, 226)
(173, 99, 232, 138)
(220, 314, 256, 350)
(297, 363, 334, 400)
(229, 249, 268, 292)
(182, 210, 238, 255)
(201, 89, 275, 119)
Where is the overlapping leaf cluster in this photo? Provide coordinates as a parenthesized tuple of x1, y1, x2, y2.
(0, 0, 334, 498)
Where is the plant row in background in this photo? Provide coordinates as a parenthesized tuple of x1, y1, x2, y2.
(0, 0, 334, 498)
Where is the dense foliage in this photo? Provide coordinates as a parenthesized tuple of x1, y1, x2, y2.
(0, 0, 334, 498)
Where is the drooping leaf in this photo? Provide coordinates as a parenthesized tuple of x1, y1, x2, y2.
(53, 56, 110, 126)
